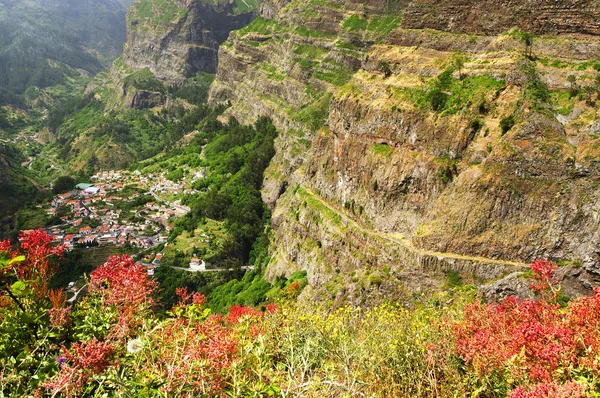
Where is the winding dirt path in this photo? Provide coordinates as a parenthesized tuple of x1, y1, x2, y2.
(302, 186, 527, 269)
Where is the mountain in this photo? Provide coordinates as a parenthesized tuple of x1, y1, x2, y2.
(46, 0, 260, 174)
(0, 0, 130, 106)
(207, 0, 600, 302)
(86, 0, 260, 111)
(123, 0, 258, 83)
(14, 0, 600, 302)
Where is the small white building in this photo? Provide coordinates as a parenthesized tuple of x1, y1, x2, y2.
(189, 257, 206, 271)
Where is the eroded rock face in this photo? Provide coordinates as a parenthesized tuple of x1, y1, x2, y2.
(129, 90, 165, 109)
(124, 0, 257, 83)
(210, 0, 600, 302)
(402, 0, 600, 36)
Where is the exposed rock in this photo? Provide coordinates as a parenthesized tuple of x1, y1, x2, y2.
(210, 0, 600, 302)
(124, 0, 257, 83)
(480, 272, 534, 301)
(129, 90, 165, 109)
(402, 0, 600, 36)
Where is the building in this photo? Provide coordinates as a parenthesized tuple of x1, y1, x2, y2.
(79, 226, 92, 235)
(189, 257, 205, 271)
(82, 186, 101, 196)
(75, 183, 94, 190)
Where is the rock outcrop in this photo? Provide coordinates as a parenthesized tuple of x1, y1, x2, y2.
(208, 0, 600, 303)
(123, 0, 257, 83)
(402, 0, 600, 36)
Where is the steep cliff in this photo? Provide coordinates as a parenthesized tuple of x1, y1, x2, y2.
(91, 0, 259, 110)
(210, 0, 600, 302)
(123, 0, 258, 83)
(402, 0, 600, 36)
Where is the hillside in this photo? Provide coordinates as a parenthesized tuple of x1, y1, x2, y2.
(0, 143, 45, 240)
(24, 0, 600, 303)
(5, 0, 600, 396)
(0, 0, 130, 107)
(37, 0, 261, 175)
(207, 0, 600, 302)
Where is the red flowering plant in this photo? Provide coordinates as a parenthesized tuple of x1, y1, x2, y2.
(44, 254, 159, 397)
(450, 260, 600, 396)
(171, 286, 210, 320)
(0, 229, 66, 395)
(72, 255, 158, 342)
(529, 259, 560, 301)
(0, 229, 64, 311)
(104, 290, 278, 396)
(43, 337, 115, 397)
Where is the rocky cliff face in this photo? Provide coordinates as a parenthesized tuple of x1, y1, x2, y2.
(123, 0, 257, 83)
(402, 0, 600, 36)
(209, 0, 600, 303)
(95, 0, 258, 110)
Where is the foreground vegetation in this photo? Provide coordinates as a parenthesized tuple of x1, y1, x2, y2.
(0, 230, 599, 397)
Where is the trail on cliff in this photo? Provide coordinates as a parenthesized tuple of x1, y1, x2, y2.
(302, 186, 528, 269)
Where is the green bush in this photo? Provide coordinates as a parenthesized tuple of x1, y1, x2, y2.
(500, 115, 515, 135)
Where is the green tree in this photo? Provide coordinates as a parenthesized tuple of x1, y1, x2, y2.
(594, 74, 600, 97)
(0, 111, 10, 129)
(584, 85, 595, 106)
(452, 52, 467, 80)
(521, 31, 534, 58)
(52, 176, 75, 195)
(567, 74, 578, 98)
(500, 115, 515, 135)
(378, 61, 393, 78)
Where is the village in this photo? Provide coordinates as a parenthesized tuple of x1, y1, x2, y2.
(42, 169, 198, 273)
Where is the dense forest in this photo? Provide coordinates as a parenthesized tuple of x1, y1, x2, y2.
(130, 107, 279, 310)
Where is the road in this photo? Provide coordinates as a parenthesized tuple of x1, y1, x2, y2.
(170, 265, 255, 273)
(66, 284, 88, 306)
(301, 186, 528, 269)
(149, 191, 190, 215)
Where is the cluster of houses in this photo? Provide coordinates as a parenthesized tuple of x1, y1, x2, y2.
(44, 173, 185, 250)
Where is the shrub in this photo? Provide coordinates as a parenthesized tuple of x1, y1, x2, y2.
(378, 61, 392, 78)
(429, 87, 449, 111)
(500, 115, 516, 135)
(450, 260, 600, 396)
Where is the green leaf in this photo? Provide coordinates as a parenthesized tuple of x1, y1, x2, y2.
(11, 280, 26, 295)
(20, 313, 35, 324)
(0, 254, 25, 270)
(9, 255, 26, 265)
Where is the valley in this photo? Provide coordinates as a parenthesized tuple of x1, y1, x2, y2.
(3, 0, 600, 395)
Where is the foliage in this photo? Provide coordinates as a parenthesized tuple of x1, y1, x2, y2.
(378, 60, 393, 78)
(45, 93, 101, 133)
(372, 143, 393, 157)
(291, 92, 332, 132)
(167, 72, 215, 104)
(342, 14, 401, 36)
(176, 116, 277, 264)
(501, 114, 516, 135)
(3, 243, 600, 397)
(123, 68, 165, 94)
(52, 176, 76, 195)
(404, 69, 505, 115)
(450, 260, 600, 396)
(519, 61, 551, 109)
(0, 230, 65, 394)
(0, 145, 46, 240)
